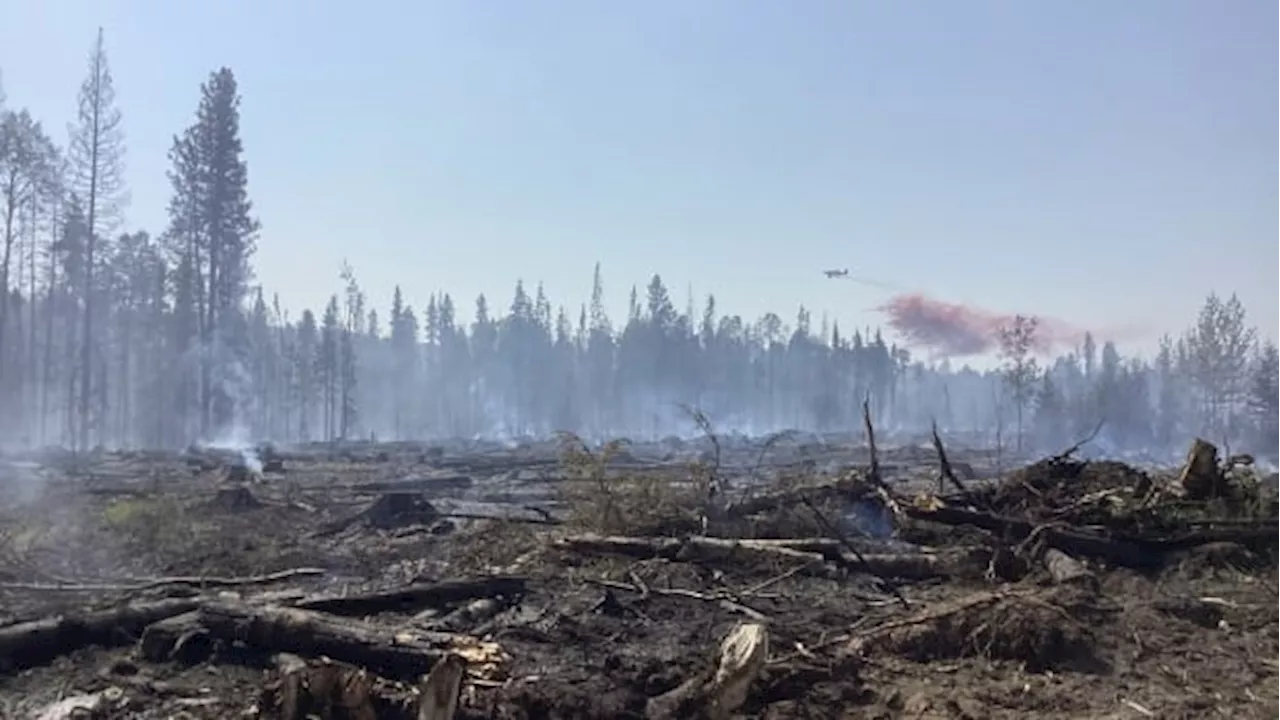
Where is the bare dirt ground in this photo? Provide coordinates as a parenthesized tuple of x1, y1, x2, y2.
(0, 433, 1275, 719)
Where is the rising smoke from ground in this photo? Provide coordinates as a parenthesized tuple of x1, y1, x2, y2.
(877, 292, 1085, 358)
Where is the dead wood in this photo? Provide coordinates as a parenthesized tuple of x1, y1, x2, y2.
(312, 492, 444, 537)
(646, 622, 770, 720)
(417, 652, 466, 720)
(268, 653, 420, 720)
(722, 476, 872, 519)
(0, 567, 325, 593)
(138, 611, 211, 664)
(902, 503, 1157, 568)
(294, 576, 527, 616)
(1043, 549, 1096, 589)
(351, 475, 474, 494)
(798, 495, 909, 607)
(29, 688, 126, 720)
(210, 485, 263, 511)
(558, 533, 828, 558)
(930, 421, 977, 505)
(425, 597, 508, 632)
(585, 578, 768, 621)
(557, 534, 828, 566)
(851, 586, 1102, 672)
(1180, 438, 1227, 500)
(0, 598, 199, 672)
(1050, 418, 1106, 464)
(143, 601, 465, 680)
(861, 398, 882, 488)
(557, 533, 976, 581)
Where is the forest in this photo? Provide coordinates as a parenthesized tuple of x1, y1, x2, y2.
(1, 33, 1276, 458)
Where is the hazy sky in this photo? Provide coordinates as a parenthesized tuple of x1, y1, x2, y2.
(2, 0, 1276, 358)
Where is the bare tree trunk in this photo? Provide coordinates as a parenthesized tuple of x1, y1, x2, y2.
(26, 198, 39, 445)
(79, 66, 103, 453)
(40, 243, 57, 446)
(0, 178, 18, 390)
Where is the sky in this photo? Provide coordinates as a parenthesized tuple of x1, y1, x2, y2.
(1, 0, 1276, 360)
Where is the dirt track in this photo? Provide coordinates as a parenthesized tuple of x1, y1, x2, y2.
(0, 437, 1276, 719)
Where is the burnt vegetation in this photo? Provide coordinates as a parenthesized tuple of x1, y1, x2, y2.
(0, 30, 1277, 720)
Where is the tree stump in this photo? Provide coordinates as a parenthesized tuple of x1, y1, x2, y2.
(1179, 438, 1225, 500)
(212, 485, 263, 512)
(366, 493, 439, 529)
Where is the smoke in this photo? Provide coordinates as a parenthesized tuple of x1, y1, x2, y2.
(877, 292, 1085, 358)
(200, 344, 263, 474)
(204, 423, 263, 475)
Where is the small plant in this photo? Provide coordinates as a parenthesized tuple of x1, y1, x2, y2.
(556, 431, 702, 536)
(101, 496, 187, 554)
(556, 431, 628, 532)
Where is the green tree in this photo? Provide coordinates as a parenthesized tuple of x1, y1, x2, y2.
(998, 315, 1039, 453)
(1247, 341, 1278, 456)
(1184, 292, 1256, 440)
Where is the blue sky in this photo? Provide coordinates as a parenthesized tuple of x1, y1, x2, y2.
(2, 0, 1276, 357)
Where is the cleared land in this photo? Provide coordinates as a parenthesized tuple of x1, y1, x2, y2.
(0, 430, 1275, 719)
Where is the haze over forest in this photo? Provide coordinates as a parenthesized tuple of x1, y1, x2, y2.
(0, 32, 1276, 459)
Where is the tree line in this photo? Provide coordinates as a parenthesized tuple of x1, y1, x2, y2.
(1, 33, 1275, 457)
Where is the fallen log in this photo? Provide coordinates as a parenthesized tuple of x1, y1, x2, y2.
(557, 534, 981, 580)
(425, 597, 508, 632)
(557, 534, 828, 565)
(351, 475, 474, 494)
(138, 611, 210, 664)
(294, 576, 526, 616)
(144, 601, 466, 681)
(903, 504, 1157, 568)
(0, 598, 199, 673)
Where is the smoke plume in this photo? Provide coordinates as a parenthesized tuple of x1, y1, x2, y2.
(877, 293, 1084, 358)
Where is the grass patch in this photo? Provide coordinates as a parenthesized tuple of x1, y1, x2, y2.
(555, 432, 706, 536)
(101, 496, 188, 554)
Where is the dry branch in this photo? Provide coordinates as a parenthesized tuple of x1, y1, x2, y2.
(798, 495, 909, 607)
(930, 420, 977, 504)
(902, 503, 1156, 568)
(0, 567, 325, 593)
(585, 578, 768, 621)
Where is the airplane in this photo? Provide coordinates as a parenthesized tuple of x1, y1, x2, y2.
(823, 268, 850, 279)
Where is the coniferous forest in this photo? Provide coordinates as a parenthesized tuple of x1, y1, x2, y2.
(1, 34, 1276, 458)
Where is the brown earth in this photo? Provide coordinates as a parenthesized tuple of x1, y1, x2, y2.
(0, 441, 1275, 719)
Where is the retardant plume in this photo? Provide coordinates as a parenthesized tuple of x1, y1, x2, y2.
(877, 293, 1084, 357)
